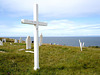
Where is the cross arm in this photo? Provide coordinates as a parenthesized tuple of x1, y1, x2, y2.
(21, 19, 47, 26)
(38, 22, 47, 26)
(21, 19, 35, 25)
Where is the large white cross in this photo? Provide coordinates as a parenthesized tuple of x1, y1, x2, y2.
(21, 3, 47, 70)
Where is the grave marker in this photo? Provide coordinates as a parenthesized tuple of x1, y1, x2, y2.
(79, 39, 84, 51)
(19, 37, 22, 43)
(14, 39, 18, 43)
(0, 40, 3, 46)
(21, 3, 47, 70)
(2, 39, 6, 43)
(83, 42, 84, 47)
(39, 33, 43, 46)
(26, 36, 31, 49)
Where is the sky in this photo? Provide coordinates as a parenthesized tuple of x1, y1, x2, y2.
(0, 0, 100, 37)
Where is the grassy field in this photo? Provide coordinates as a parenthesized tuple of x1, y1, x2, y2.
(0, 41, 100, 75)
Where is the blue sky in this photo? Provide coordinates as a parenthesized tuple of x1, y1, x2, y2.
(0, 0, 100, 37)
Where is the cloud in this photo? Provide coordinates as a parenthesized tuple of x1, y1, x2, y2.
(39, 20, 100, 36)
(0, 0, 100, 18)
(0, 19, 100, 37)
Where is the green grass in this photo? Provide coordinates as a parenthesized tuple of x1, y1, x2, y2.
(0, 42, 100, 75)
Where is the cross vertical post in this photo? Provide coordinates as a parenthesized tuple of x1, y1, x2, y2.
(34, 3, 40, 70)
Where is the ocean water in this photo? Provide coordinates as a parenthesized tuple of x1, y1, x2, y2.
(8, 37, 100, 47)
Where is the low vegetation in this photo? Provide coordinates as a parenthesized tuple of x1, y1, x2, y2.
(89, 46, 100, 48)
(0, 38, 14, 42)
(0, 38, 100, 75)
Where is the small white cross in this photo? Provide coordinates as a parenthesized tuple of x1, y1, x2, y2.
(21, 3, 47, 70)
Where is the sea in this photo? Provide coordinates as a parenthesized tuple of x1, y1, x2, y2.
(7, 37, 100, 47)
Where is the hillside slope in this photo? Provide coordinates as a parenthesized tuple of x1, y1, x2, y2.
(0, 42, 100, 75)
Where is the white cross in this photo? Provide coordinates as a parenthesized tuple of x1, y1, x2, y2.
(21, 3, 47, 70)
(79, 39, 84, 51)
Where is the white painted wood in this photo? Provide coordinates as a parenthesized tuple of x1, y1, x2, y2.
(80, 42, 82, 51)
(21, 19, 47, 26)
(21, 3, 47, 70)
(25, 51, 34, 53)
(34, 3, 40, 70)
(79, 39, 83, 51)
(21, 19, 34, 25)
